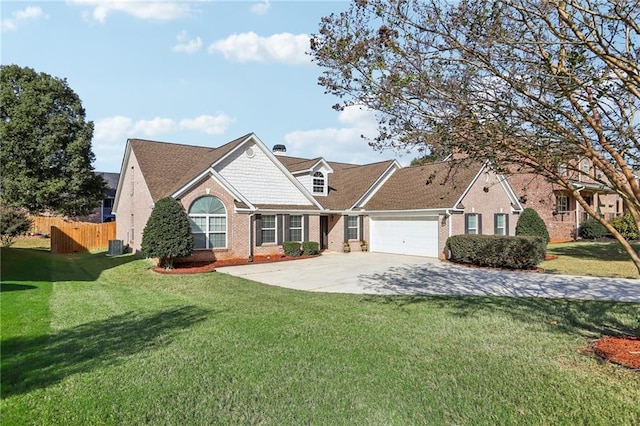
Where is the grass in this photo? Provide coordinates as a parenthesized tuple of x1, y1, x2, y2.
(1, 246, 639, 425)
(543, 240, 640, 279)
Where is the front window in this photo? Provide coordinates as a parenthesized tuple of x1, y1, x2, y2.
(261, 215, 277, 244)
(346, 216, 359, 240)
(313, 171, 325, 193)
(556, 194, 569, 213)
(465, 214, 480, 235)
(494, 214, 507, 235)
(289, 215, 303, 242)
(189, 196, 227, 249)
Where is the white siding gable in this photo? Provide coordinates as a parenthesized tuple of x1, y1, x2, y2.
(215, 141, 313, 205)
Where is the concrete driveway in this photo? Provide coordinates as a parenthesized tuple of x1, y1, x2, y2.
(217, 252, 640, 302)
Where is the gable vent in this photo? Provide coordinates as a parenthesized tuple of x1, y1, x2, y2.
(272, 144, 286, 155)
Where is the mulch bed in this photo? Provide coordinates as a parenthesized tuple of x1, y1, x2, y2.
(152, 254, 319, 274)
(590, 336, 640, 371)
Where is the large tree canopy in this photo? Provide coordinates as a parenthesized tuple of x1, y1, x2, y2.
(311, 0, 640, 270)
(0, 64, 106, 217)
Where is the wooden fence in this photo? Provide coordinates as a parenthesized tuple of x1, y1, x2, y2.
(50, 222, 117, 254)
(30, 216, 86, 235)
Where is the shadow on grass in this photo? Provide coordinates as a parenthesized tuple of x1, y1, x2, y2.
(1, 305, 211, 398)
(547, 241, 640, 262)
(0, 247, 138, 283)
(0, 284, 38, 292)
(364, 294, 639, 339)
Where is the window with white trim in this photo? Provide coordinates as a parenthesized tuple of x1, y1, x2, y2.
(494, 213, 508, 235)
(346, 216, 359, 240)
(261, 215, 277, 244)
(582, 159, 590, 174)
(313, 171, 325, 193)
(556, 194, 569, 213)
(189, 196, 227, 249)
(465, 214, 481, 235)
(289, 215, 303, 242)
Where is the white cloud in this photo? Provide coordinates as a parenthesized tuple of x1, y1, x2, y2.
(172, 31, 202, 54)
(68, 0, 195, 23)
(180, 114, 235, 135)
(250, 0, 270, 15)
(2, 6, 46, 32)
(94, 115, 133, 142)
(132, 117, 178, 137)
(284, 106, 422, 166)
(207, 32, 310, 65)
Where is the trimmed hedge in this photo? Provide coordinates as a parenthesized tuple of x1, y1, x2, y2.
(609, 214, 639, 240)
(282, 241, 302, 257)
(579, 218, 608, 239)
(302, 241, 320, 255)
(446, 234, 546, 270)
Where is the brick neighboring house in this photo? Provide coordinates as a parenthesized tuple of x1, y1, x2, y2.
(112, 133, 526, 261)
(508, 160, 622, 242)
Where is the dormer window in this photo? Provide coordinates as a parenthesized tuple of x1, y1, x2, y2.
(313, 171, 325, 194)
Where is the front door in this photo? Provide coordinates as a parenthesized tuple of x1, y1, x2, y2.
(320, 216, 329, 250)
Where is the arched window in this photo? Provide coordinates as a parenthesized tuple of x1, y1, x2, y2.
(188, 196, 226, 249)
(313, 171, 325, 193)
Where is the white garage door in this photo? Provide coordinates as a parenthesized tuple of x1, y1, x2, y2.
(370, 216, 439, 257)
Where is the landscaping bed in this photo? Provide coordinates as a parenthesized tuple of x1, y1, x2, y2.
(591, 336, 640, 371)
(153, 253, 320, 274)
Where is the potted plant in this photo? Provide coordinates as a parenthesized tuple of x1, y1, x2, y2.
(360, 240, 368, 252)
(342, 242, 351, 253)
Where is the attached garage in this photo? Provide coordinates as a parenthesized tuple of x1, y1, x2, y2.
(369, 216, 440, 257)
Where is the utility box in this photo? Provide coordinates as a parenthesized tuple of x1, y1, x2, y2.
(107, 239, 124, 256)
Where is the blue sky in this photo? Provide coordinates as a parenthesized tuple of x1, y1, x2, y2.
(2, 0, 422, 173)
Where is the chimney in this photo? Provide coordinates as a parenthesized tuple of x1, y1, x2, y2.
(272, 144, 286, 156)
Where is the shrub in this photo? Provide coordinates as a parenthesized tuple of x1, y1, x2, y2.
(609, 214, 640, 240)
(302, 241, 320, 255)
(446, 234, 546, 270)
(579, 218, 608, 239)
(515, 207, 550, 243)
(0, 206, 32, 247)
(283, 241, 302, 257)
(141, 197, 193, 269)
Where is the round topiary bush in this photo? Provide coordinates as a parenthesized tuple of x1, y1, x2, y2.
(141, 197, 193, 269)
(515, 207, 550, 244)
(579, 218, 608, 239)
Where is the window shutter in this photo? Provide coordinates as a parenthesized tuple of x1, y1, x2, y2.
(359, 216, 364, 241)
(494, 214, 498, 234)
(255, 214, 262, 246)
(478, 214, 483, 234)
(303, 215, 309, 241)
(343, 216, 348, 242)
(284, 214, 291, 241)
(464, 214, 469, 234)
(505, 214, 510, 235)
(277, 214, 284, 245)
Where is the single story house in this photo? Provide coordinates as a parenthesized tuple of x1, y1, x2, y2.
(112, 133, 526, 261)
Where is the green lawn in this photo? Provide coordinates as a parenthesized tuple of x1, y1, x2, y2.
(1, 246, 639, 425)
(543, 241, 640, 279)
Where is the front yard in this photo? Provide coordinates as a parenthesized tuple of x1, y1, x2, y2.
(543, 241, 640, 279)
(1, 245, 639, 425)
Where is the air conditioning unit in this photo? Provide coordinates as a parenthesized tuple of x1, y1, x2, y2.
(107, 239, 124, 256)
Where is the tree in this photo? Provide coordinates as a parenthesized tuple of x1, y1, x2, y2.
(0, 65, 106, 217)
(0, 206, 32, 247)
(141, 197, 194, 269)
(310, 0, 640, 272)
(515, 208, 550, 244)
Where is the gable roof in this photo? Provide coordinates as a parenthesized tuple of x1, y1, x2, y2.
(364, 160, 484, 210)
(279, 156, 398, 210)
(129, 134, 249, 202)
(96, 172, 120, 197)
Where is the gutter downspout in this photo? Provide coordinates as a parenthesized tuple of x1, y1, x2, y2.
(248, 213, 254, 263)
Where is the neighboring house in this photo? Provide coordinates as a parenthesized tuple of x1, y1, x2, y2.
(77, 171, 120, 223)
(113, 133, 525, 261)
(508, 160, 622, 242)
